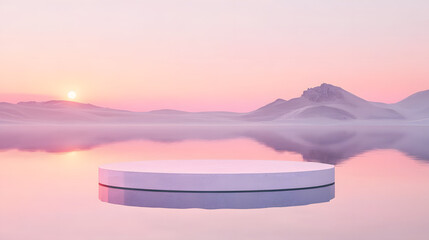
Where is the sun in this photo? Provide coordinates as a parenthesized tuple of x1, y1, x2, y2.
(67, 91, 77, 100)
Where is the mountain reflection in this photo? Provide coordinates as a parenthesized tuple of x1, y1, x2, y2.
(98, 184, 335, 209)
(1, 125, 428, 164)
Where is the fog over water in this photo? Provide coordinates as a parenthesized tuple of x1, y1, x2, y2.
(1, 125, 429, 164)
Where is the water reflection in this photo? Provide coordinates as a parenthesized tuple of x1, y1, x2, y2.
(1, 125, 429, 164)
(99, 184, 335, 209)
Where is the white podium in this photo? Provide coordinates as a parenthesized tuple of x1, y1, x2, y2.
(99, 160, 335, 192)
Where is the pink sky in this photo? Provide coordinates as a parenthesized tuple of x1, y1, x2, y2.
(1, 0, 429, 112)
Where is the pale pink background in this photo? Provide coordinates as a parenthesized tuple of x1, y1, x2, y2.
(1, 0, 429, 111)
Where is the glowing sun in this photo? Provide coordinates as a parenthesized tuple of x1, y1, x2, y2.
(67, 91, 77, 100)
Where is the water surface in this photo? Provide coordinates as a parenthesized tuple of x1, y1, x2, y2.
(1, 125, 429, 239)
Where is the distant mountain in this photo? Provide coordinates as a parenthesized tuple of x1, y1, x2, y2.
(392, 89, 429, 119)
(243, 83, 404, 121)
(0, 100, 129, 123)
(0, 83, 428, 124)
(0, 100, 241, 124)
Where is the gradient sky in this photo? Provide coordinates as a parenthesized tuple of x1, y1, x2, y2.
(1, 0, 429, 112)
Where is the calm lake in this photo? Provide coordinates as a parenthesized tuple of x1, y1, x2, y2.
(1, 125, 429, 239)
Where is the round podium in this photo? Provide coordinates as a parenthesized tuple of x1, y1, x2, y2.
(99, 160, 334, 192)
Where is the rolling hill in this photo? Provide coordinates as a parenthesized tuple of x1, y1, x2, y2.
(0, 83, 428, 124)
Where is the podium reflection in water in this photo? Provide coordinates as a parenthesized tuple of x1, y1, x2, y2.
(99, 184, 335, 210)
